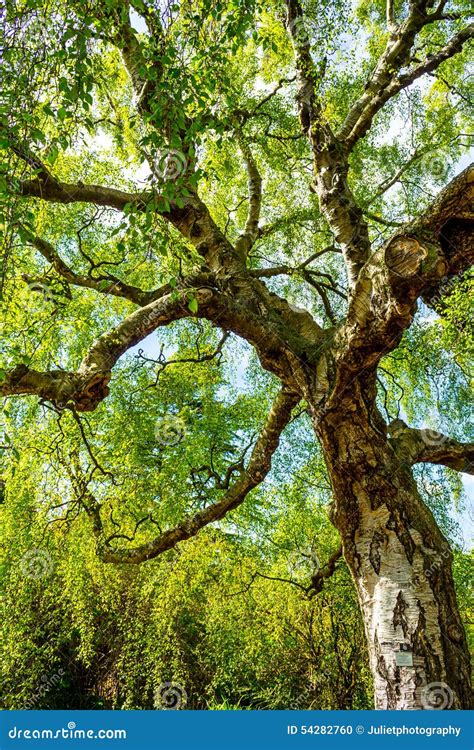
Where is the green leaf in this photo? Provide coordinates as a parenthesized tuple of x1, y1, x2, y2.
(188, 296, 198, 313)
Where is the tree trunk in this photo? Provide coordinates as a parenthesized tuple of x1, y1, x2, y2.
(311, 386, 473, 710)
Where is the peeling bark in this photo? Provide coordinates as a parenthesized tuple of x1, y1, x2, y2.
(312, 383, 473, 710)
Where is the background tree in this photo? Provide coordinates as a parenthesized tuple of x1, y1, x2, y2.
(1, 0, 473, 709)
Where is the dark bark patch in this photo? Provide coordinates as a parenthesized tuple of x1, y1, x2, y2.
(412, 599, 442, 682)
(369, 530, 386, 574)
(368, 476, 397, 511)
(386, 508, 415, 564)
(447, 624, 463, 644)
(374, 630, 400, 708)
(75, 372, 111, 412)
(392, 591, 409, 638)
(438, 218, 473, 271)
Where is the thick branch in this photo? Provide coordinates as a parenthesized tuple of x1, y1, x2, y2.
(335, 164, 473, 383)
(17, 175, 246, 274)
(309, 546, 343, 595)
(18, 177, 149, 211)
(98, 388, 300, 563)
(389, 419, 474, 474)
(2, 270, 323, 409)
(14, 148, 227, 274)
(96, 0, 164, 115)
(285, 0, 371, 286)
(5, 130, 57, 184)
(0, 287, 219, 410)
(386, 0, 397, 33)
(338, 14, 473, 150)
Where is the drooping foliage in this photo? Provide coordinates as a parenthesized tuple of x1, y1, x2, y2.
(0, 0, 472, 709)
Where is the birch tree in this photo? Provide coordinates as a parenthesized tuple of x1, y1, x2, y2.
(1, 0, 473, 708)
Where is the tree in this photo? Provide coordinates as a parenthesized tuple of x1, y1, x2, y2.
(1, 0, 472, 709)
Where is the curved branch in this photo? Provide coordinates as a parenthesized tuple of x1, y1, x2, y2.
(98, 387, 300, 563)
(3, 127, 152, 210)
(5, 130, 57, 184)
(16, 172, 248, 275)
(24, 229, 161, 305)
(389, 419, 474, 474)
(1, 287, 219, 411)
(2, 272, 317, 410)
(338, 14, 473, 150)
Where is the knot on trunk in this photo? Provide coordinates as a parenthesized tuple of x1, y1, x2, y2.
(74, 371, 111, 411)
(385, 236, 427, 277)
(53, 371, 112, 412)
